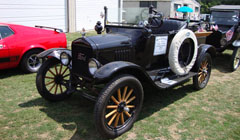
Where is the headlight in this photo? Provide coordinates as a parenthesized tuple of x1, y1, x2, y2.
(60, 52, 70, 66)
(220, 38, 227, 46)
(88, 58, 100, 75)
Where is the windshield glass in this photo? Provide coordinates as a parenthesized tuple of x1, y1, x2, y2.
(107, 7, 149, 26)
(211, 11, 239, 25)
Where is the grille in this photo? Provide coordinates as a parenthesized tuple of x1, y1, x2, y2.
(114, 49, 131, 61)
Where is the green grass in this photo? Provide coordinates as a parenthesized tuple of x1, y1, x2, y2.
(0, 34, 240, 139)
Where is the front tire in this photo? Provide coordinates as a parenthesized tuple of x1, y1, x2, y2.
(230, 47, 240, 72)
(36, 58, 72, 101)
(94, 75, 144, 139)
(193, 53, 212, 90)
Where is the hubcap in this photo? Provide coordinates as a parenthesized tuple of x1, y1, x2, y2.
(198, 60, 209, 84)
(105, 86, 136, 128)
(27, 54, 42, 70)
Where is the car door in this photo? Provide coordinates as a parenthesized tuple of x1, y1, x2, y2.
(0, 26, 14, 69)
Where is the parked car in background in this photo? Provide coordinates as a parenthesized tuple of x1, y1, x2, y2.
(0, 23, 67, 73)
(206, 5, 240, 71)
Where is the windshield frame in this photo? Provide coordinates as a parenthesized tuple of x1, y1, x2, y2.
(210, 10, 239, 26)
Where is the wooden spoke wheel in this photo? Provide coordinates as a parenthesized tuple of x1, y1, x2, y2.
(36, 58, 73, 101)
(94, 75, 143, 139)
(230, 47, 240, 72)
(193, 53, 212, 90)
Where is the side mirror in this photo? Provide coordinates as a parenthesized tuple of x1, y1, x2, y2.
(95, 21, 103, 34)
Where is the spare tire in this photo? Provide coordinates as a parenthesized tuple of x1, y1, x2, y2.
(168, 29, 198, 75)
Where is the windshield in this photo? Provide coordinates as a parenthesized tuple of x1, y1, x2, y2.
(107, 7, 149, 26)
(211, 11, 239, 26)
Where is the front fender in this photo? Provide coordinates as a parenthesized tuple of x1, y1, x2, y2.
(198, 44, 216, 58)
(192, 44, 216, 72)
(37, 48, 71, 59)
(233, 40, 240, 47)
(94, 61, 150, 82)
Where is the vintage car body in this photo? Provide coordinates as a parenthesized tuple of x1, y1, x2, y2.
(0, 23, 67, 72)
(36, 6, 215, 138)
(206, 5, 240, 71)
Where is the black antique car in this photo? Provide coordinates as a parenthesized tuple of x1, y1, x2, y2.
(36, 6, 215, 138)
(206, 5, 240, 71)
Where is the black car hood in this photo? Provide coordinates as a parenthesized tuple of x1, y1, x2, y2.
(87, 34, 132, 50)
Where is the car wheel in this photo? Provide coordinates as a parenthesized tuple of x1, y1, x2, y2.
(20, 49, 43, 73)
(230, 47, 240, 72)
(94, 75, 144, 139)
(168, 29, 198, 76)
(36, 58, 72, 101)
(193, 53, 212, 90)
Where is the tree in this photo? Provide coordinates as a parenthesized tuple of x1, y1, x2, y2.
(197, 0, 240, 13)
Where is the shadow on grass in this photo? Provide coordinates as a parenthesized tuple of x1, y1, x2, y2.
(212, 52, 233, 73)
(19, 83, 194, 140)
(0, 68, 26, 79)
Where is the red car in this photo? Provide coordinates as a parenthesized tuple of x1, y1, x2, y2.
(0, 23, 67, 73)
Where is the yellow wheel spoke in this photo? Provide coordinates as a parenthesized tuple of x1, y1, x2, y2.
(59, 64, 63, 75)
(62, 67, 68, 75)
(125, 89, 133, 101)
(48, 69, 56, 76)
(126, 96, 136, 104)
(117, 88, 122, 102)
(49, 83, 56, 92)
(60, 85, 63, 93)
(45, 80, 55, 86)
(45, 76, 54, 79)
(120, 112, 124, 125)
(108, 113, 117, 126)
(126, 105, 135, 108)
(122, 86, 128, 101)
(54, 84, 58, 94)
(114, 113, 120, 127)
(124, 111, 131, 118)
(198, 74, 203, 83)
(55, 66, 58, 75)
(105, 109, 117, 119)
(106, 105, 118, 109)
(111, 96, 119, 105)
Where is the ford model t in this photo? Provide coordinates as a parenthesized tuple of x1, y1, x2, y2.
(36, 6, 215, 138)
(206, 5, 240, 71)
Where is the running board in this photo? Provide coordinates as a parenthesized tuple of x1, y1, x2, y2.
(155, 72, 197, 89)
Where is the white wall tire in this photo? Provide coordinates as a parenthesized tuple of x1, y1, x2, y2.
(168, 29, 198, 75)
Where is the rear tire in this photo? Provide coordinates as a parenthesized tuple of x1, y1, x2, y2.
(94, 75, 144, 139)
(20, 49, 43, 73)
(230, 47, 240, 72)
(193, 53, 212, 90)
(36, 58, 72, 101)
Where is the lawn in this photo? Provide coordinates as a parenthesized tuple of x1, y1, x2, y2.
(0, 33, 239, 140)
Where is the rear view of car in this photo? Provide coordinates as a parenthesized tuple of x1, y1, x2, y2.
(0, 23, 66, 73)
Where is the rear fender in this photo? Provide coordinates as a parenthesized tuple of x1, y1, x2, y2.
(94, 61, 153, 84)
(37, 48, 71, 60)
(20, 44, 47, 59)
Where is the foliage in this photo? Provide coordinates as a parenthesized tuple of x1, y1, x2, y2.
(197, 0, 240, 13)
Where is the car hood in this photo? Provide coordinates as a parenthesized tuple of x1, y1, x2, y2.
(87, 34, 132, 50)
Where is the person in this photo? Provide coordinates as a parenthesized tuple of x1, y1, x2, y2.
(175, 12, 178, 18)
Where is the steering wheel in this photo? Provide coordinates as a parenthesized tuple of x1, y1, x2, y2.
(148, 8, 163, 28)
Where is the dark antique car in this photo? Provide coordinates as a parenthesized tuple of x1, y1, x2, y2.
(36, 6, 215, 138)
(206, 5, 240, 71)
